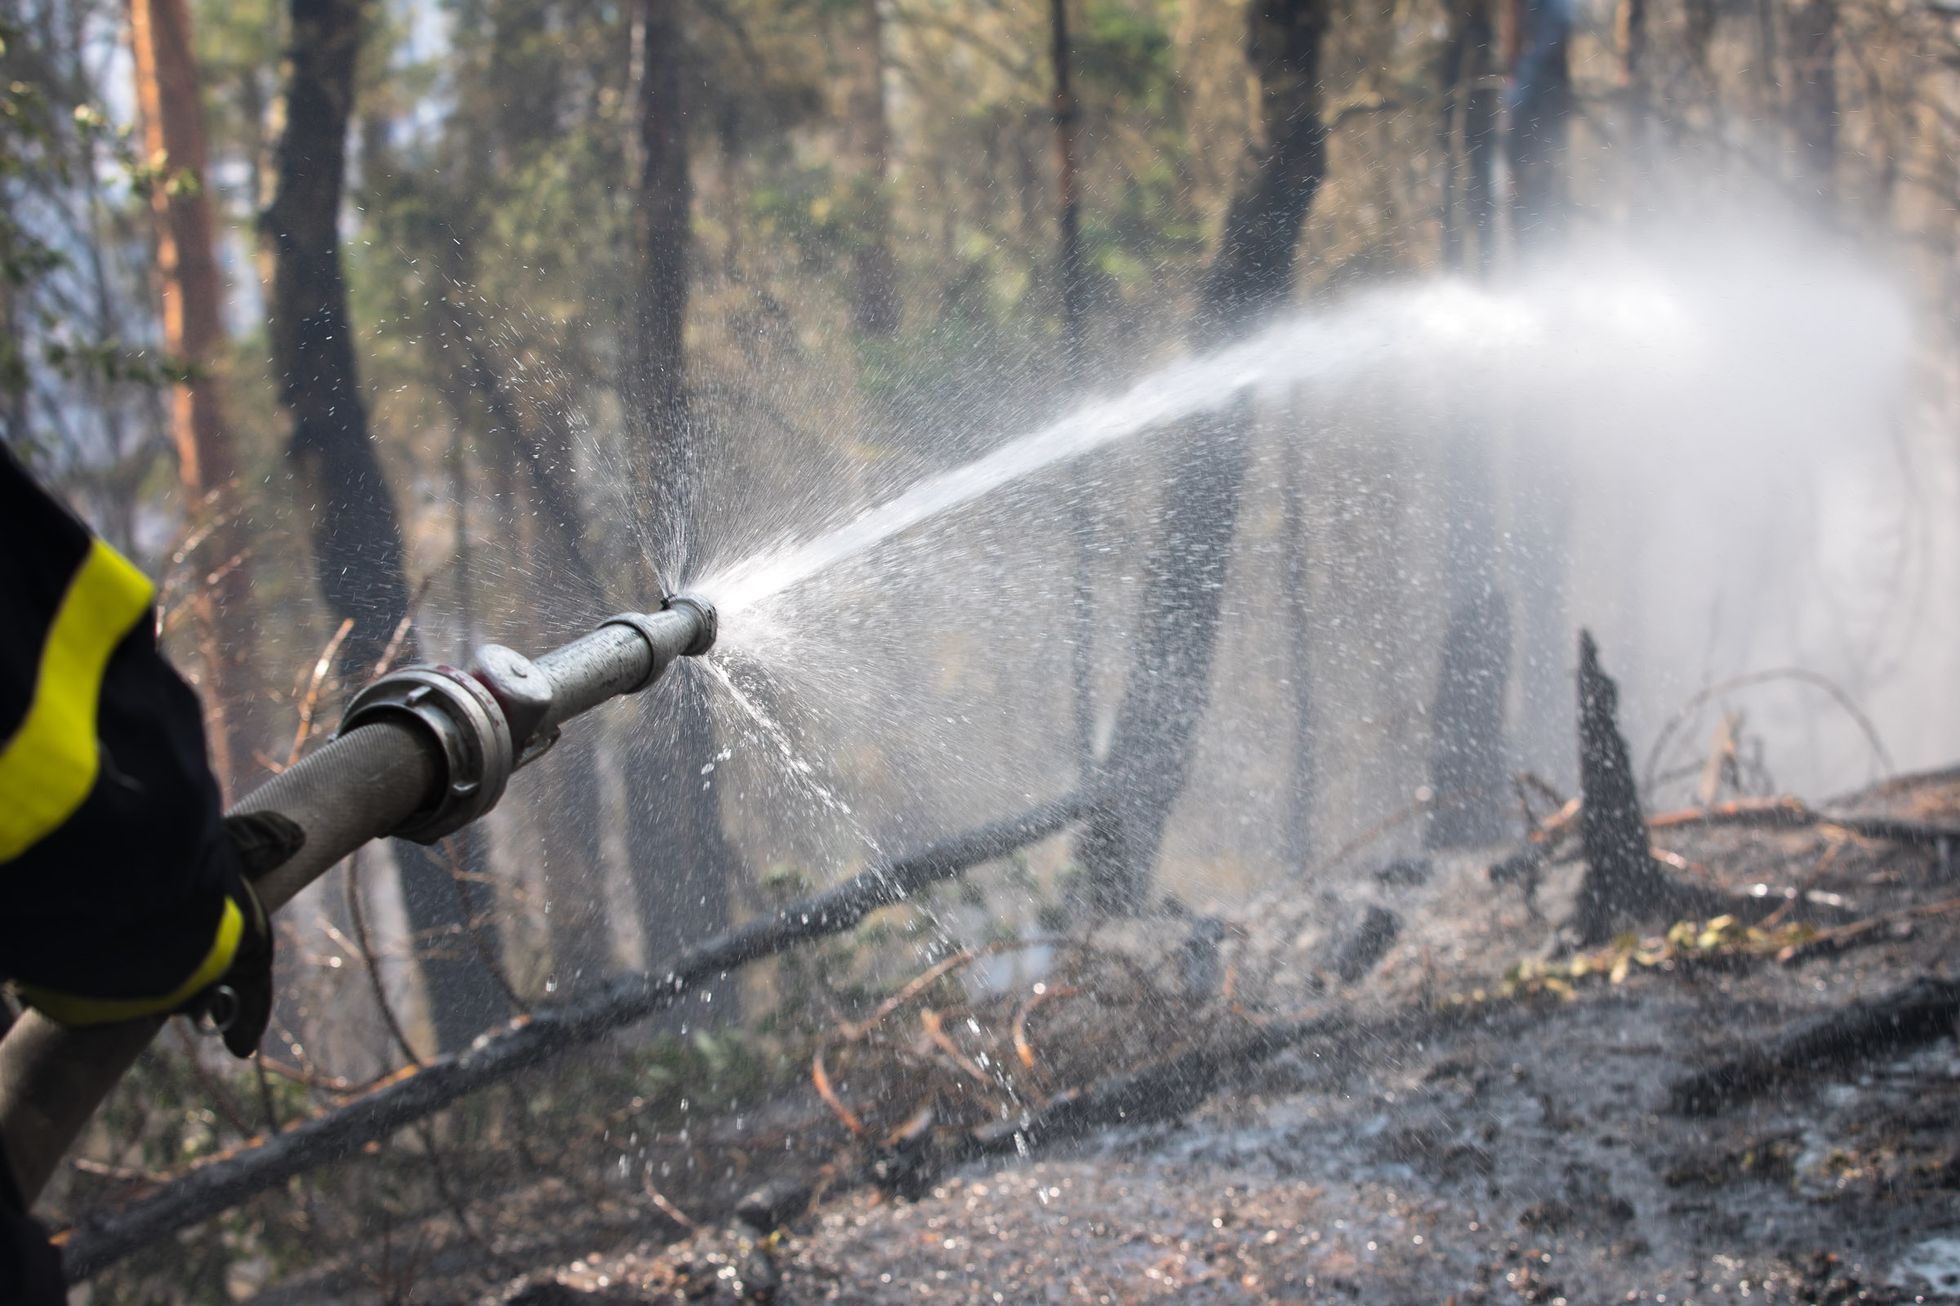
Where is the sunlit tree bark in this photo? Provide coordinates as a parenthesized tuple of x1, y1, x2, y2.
(128, 0, 256, 793)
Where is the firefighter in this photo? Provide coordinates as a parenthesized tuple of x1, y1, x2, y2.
(1, 444, 301, 1300)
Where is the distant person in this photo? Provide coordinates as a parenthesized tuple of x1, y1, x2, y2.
(0, 445, 300, 1301)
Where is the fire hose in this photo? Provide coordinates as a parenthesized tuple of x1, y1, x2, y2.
(0, 592, 718, 1208)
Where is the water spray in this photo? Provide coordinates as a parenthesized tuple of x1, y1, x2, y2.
(0, 592, 719, 1206)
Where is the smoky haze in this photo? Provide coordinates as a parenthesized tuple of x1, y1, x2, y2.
(635, 215, 1928, 903)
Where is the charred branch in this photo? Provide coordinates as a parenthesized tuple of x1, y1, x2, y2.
(1667, 976, 1960, 1116)
(59, 794, 1088, 1279)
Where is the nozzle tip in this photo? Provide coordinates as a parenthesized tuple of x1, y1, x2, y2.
(664, 592, 718, 657)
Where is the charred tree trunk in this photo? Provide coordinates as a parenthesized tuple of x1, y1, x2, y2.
(1462, 6, 1499, 277)
(265, 0, 402, 697)
(1075, 0, 1329, 915)
(1509, 0, 1573, 249)
(265, 0, 506, 1052)
(1427, 0, 1509, 849)
(845, 0, 899, 340)
(1571, 630, 1674, 945)
(1786, 0, 1836, 190)
(1050, 0, 1086, 378)
(1425, 589, 1512, 847)
(1508, 0, 1574, 780)
(1050, 0, 1098, 776)
(1438, 0, 1499, 276)
(1281, 422, 1314, 865)
(1618, 0, 1645, 79)
(129, 0, 257, 793)
(1683, 0, 1717, 73)
(624, 0, 738, 1021)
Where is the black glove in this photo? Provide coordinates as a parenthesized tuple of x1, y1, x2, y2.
(184, 811, 305, 1058)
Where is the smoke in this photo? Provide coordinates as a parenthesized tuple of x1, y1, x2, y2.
(631, 212, 1933, 896)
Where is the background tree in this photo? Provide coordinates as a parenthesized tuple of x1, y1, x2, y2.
(129, 0, 258, 792)
(1076, 0, 1331, 915)
(624, 0, 741, 1015)
(264, 0, 508, 1051)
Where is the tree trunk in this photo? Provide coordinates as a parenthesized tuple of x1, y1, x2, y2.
(1424, 589, 1513, 848)
(1280, 419, 1314, 866)
(1075, 0, 1330, 916)
(1786, 0, 1836, 190)
(128, 0, 256, 794)
(1050, 0, 1086, 377)
(1049, 0, 1098, 775)
(1508, 0, 1573, 774)
(1461, 6, 1499, 278)
(1683, 0, 1716, 73)
(845, 0, 899, 340)
(265, 0, 507, 1052)
(1509, 0, 1573, 249)
(1618, 0, 1645, 80)
(624, 0, 738, 1022)
(1426, 0, 1511, 847)
(1438, 0, 1498, 276)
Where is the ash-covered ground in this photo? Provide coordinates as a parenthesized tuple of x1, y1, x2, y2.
(253, 771, 1960, 1306)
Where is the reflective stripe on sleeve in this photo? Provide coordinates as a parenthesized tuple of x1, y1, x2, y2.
(12, 894, 244, 1025)
(0, 539, 157, 862)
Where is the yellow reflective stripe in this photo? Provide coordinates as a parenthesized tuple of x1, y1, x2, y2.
(0, 539, 155, 861)
(14, 895, 244, 1026)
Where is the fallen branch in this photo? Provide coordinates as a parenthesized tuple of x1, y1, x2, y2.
(59, 793, 1087, 1278)
(1774, 895, 1960, 965)
(966, 1018, 1315, 1158)
(1648, 796, 1960, 850)
(963, 1009, 1418, 1162)
(1667, 975, 1960, 1116)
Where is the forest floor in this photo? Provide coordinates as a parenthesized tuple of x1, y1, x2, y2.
(249, 769, 1960, 1305)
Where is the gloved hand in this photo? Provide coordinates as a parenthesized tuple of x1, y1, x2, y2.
(183, 811, 305, 1058)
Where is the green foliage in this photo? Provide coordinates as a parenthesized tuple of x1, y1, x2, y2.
(1084, 158, 1207, 293)
(1075, 2, 1177, 110)
(0, 18, 190, 444)
(748, 162, 857, 266)
(1, 23, 68, 404)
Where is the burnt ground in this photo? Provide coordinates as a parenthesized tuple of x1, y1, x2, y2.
(245, 771, 1960, 1305)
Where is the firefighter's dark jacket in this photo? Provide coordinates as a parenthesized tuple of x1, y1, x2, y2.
(1, 447, 246, 1023)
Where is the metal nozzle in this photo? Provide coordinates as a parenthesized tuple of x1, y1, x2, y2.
(663, 591, 718, 657)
